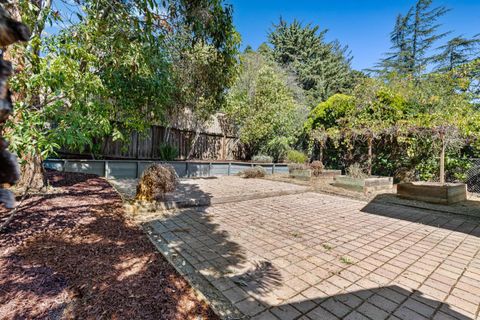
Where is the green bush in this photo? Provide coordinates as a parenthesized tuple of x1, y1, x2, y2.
(158, 143, 178, 161)
(252, 154, 273, 163)
(287, 150, 308, 164)
(263, 136, 291, 162)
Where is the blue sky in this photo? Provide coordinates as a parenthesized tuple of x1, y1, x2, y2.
(228, 0, 480, 71)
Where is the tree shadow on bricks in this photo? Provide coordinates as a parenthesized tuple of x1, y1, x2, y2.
(141, 181, 285, 314)
(361, 195, 480, 237)
(281, 285, 474, 320)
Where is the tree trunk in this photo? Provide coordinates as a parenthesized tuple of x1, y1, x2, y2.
(367, 136, 373, 176)
(319, 141, 324, 163)
(439, 135, 445, 185)
(187, 129, 201, 160)
(18, 152, 45, 190)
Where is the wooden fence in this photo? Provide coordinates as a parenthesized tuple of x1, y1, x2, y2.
(60, 125, 241, 160)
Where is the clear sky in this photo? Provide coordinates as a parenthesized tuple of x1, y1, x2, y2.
(228, 0, 480, 71)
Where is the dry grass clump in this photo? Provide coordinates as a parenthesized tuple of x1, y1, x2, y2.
(310, 161, 324, 177)
(240, 166, 267, 179)
(347, 163, 368, 179)
(135, 164, 178, 201)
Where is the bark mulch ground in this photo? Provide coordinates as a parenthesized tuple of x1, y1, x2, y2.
(0, 170, 218, 320)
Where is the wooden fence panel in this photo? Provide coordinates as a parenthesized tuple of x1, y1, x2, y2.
(60, 124, 240, 160)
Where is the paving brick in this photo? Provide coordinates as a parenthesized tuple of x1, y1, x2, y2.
(291, 296, 317, 314)
(222, 287, 249, 304)
(343, 311, 371, 320)
(401, 298, 436, 318)
(307, 306, 339, 320)
(357, 302, 390, 320)
(251, 310, 279, 320)
(235, 298, 266, 316)
(367, 294, 399, 313)
(321, 297, 352, 318)
(270, 304, 302, 320)
(445, 295, 479, 315)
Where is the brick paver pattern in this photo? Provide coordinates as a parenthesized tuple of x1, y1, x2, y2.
(149, 189, 480, 320)
(112, 176, 307, 201)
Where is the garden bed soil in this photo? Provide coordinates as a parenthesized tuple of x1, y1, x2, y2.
(334, 175, 393, 193)
(397, 181, 467, 204)
(0, 170, 217, 320)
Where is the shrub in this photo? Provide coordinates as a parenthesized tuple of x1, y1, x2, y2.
(346, 163, 368, 179)
(135, 164, 178, 201)
(310, 160, 324, 177)
(158, 143, 178, 161)
(263, 136, 291, 162)
(288, 163, 309, 173)
(240, 166, 267, 178)
(252, 154, 273, 163)
(286, 150, 308, 164)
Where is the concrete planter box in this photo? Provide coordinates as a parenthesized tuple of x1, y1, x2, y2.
(289, 168, 312, 181)
(334, 175, 393, 193)
(314, 169, 342, 181)
(397, 182, 467, 204)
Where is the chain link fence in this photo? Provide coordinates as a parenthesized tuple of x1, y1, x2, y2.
(465, 158, 480, 193)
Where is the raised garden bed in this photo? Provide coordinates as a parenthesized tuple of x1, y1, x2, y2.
(289, 168, 312, 180)
(315, 169, 342, 181)
(334, 175, 393, 193)
(397, 182, 467, 204)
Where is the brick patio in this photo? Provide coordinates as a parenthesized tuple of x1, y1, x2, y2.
(142, 178, 480, 319)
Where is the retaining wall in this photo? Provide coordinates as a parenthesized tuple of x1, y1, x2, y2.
(43, 159, 289, 179)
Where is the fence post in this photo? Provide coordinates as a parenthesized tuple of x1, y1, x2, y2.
(136, 161, 140, 179)
(63, 159, 67, 173)
(186, 161, 189, 178)
(209, 162, 212, 176)
(228, 162, 231, 176)
(105, 161, 109, 179)
(272, 163, 275, 175)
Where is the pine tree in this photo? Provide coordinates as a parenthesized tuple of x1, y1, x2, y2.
(380, 0, 450, 75)
(435, 35, 480, 71)
(243, 45, 254, 53)
(268, 18, 353, 105)
(379, 12, 413, 74)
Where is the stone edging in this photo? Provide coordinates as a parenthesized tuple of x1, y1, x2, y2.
(126, 188, 310, 214)
(143, 223, 247, 320)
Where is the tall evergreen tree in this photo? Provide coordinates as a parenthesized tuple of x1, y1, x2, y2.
(268, 18, 353, 105)
(380, 0, 450, 75)
(379, 12, 413, 74)
(434, 35, 480, 71)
